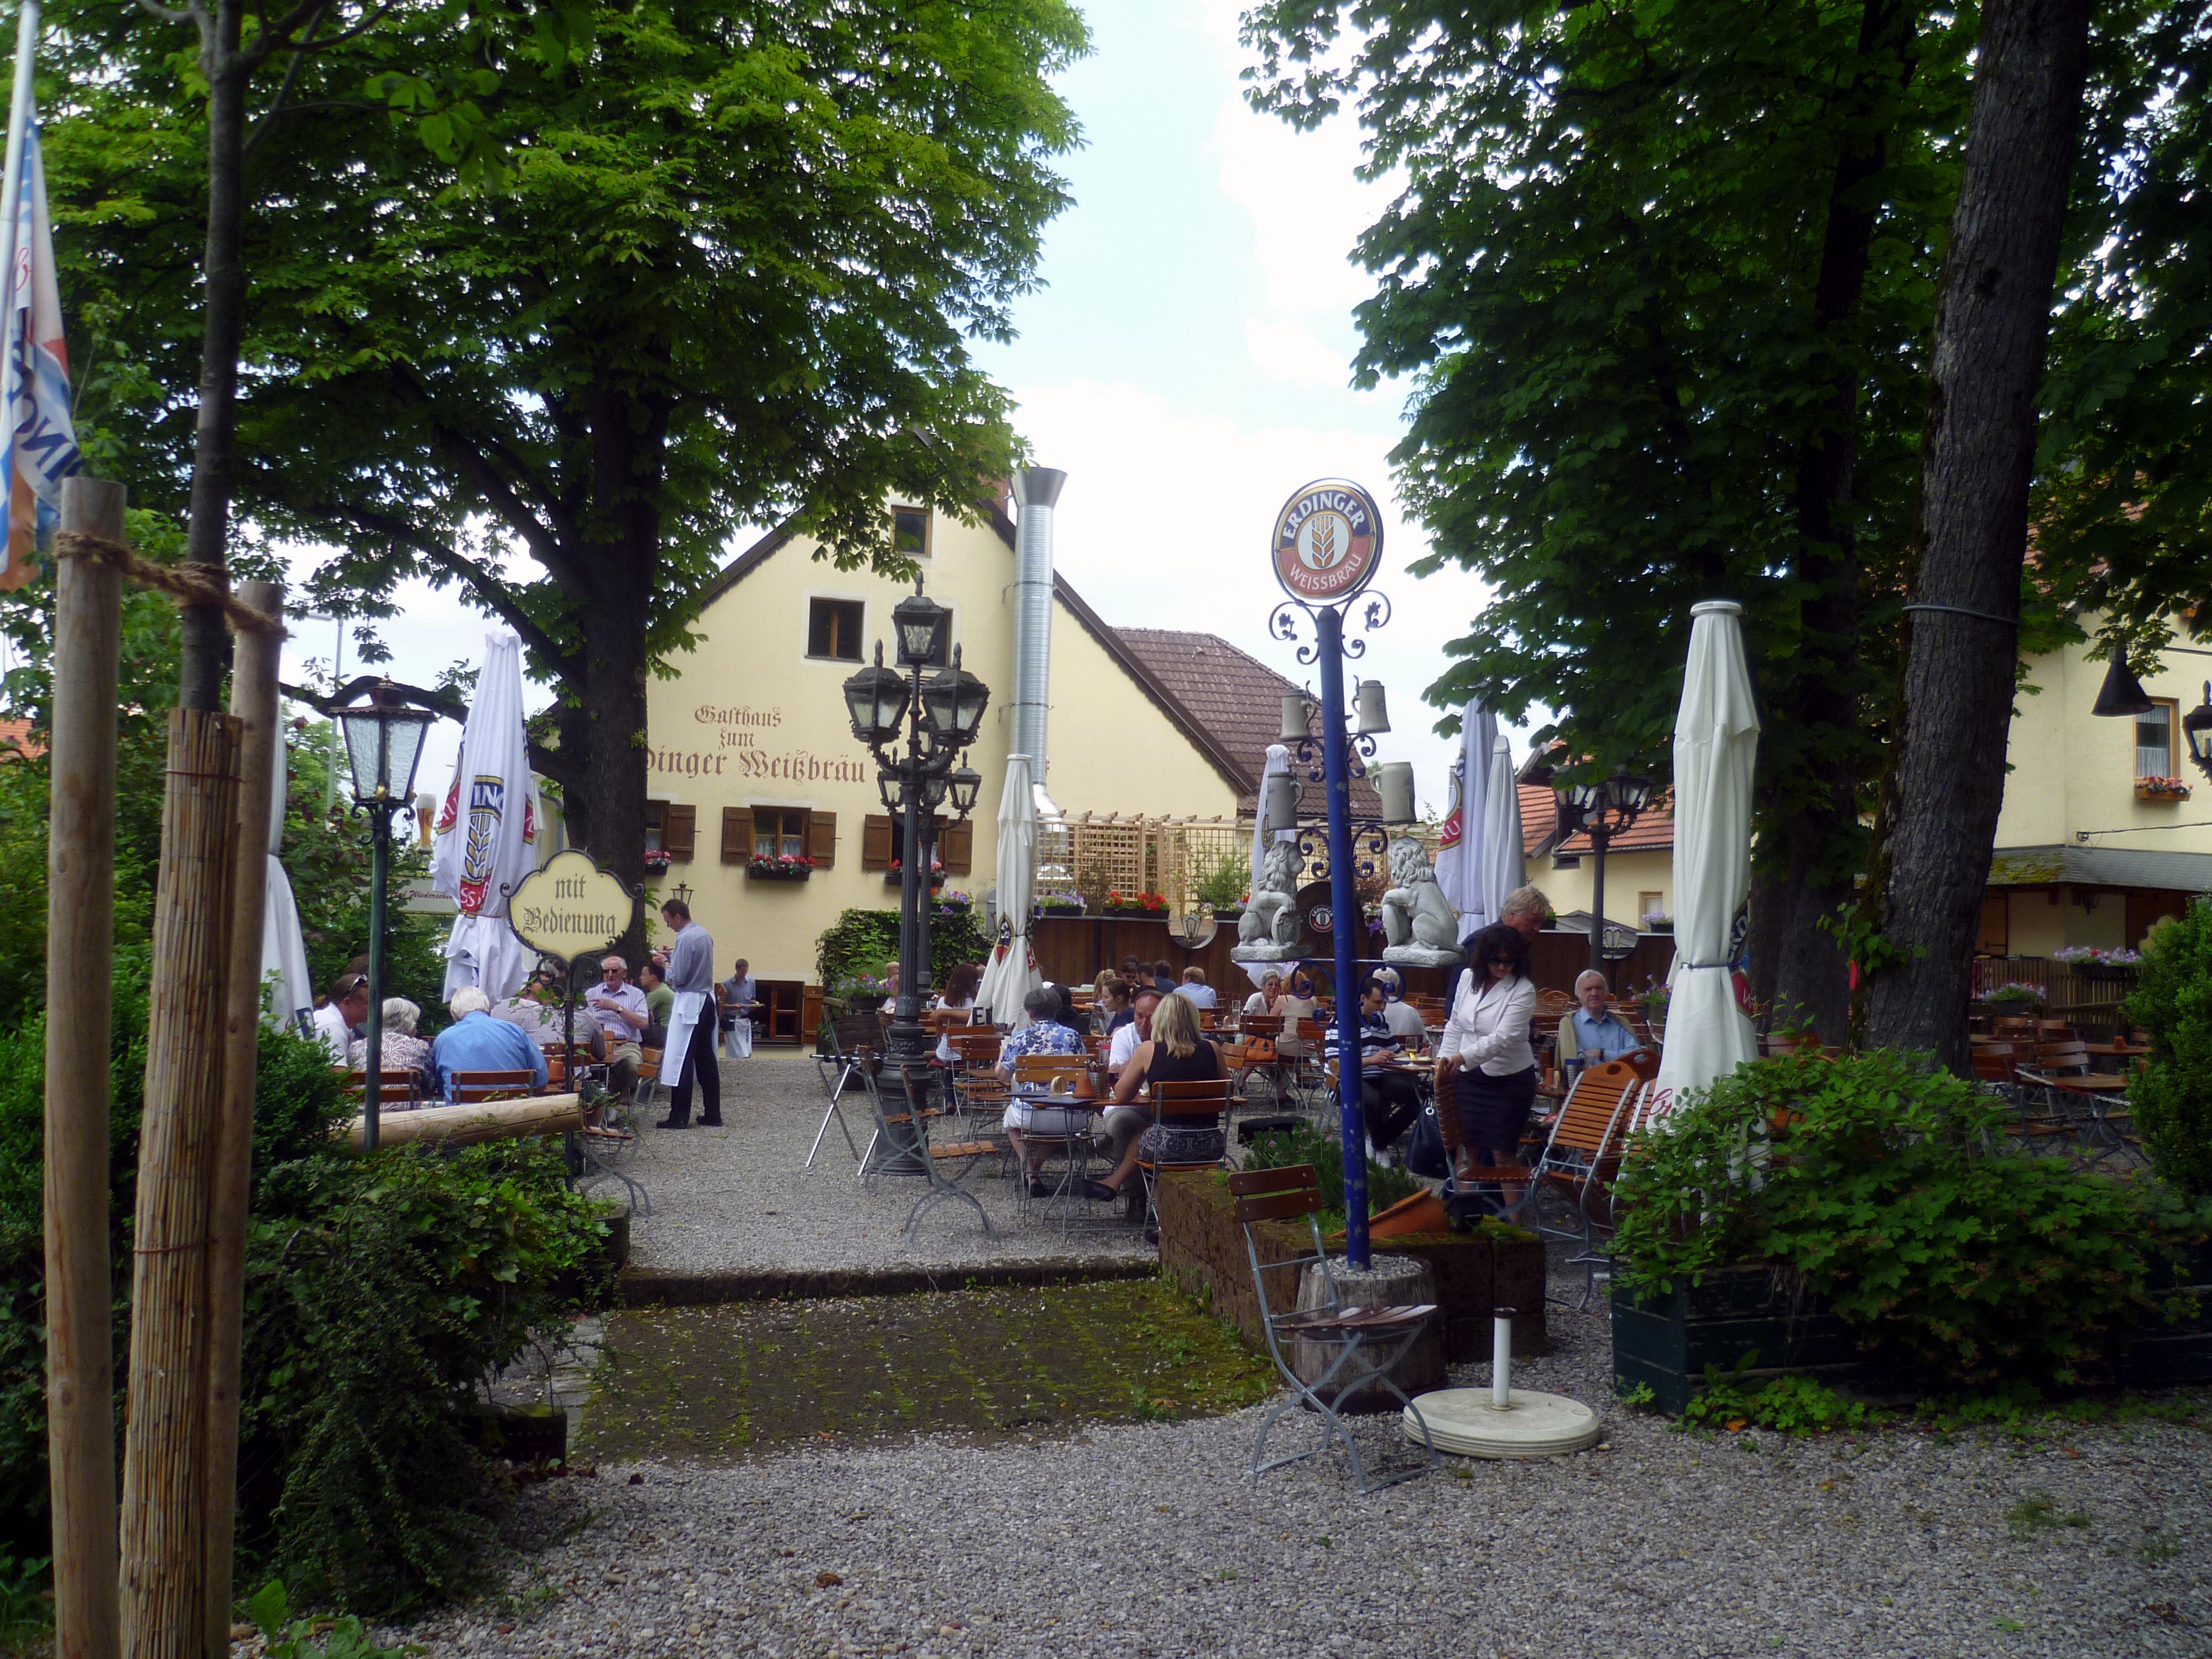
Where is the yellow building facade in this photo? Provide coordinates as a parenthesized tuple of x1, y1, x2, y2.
(638, 499, 1251, 1025)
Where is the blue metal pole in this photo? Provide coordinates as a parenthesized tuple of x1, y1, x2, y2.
(1314, 604, 1369, 1269)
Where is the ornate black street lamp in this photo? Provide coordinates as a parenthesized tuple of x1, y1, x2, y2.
(1553, 766, 1656, 982)
(336, 680, 439, 1151)
(842, 582, 989, 1130)
(2184, 682, 2212, 785)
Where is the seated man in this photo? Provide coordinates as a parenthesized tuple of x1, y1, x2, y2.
(430, 987, 548, 1103)
(313, 973, 368, 1066)
(1107, 988, 1162, 1074)
(1564, 969, 1641, 1072)
(1174, 967, 1218, 1010)
(1323, 977, 1423, 1164)
(583, 952, 651, 1096)
(996, 985, 1091, 1196)
(492, 964, 601, 1055)
(638, 959, 675, 1046)
(1378, 973, 1428, 1046)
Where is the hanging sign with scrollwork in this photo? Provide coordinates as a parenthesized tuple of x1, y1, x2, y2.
(504, 850, 639, 966)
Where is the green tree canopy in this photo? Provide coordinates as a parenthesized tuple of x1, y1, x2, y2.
(50, 0, 1087, 897)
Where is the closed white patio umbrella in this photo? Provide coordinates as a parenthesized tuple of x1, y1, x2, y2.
(1434, 697, 1498, 941)
(1650, 601, 1761, 1117)
(261, 743, 315, 1033)
(1478, 731, 1524, 933)
(977, 753, 1042, 1028)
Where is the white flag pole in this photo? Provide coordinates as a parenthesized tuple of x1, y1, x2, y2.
(0, 1, 38, 328)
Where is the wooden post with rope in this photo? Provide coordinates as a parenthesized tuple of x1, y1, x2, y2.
(44, 477, 126, 1659)
(200, 578, 280, 1657)
(119, 634, 243, 1659)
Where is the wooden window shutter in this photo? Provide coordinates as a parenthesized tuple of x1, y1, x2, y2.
(807, 811, 837, 867)
(862, 814, 894, 870)
(941, 817, 973, 875)
(662, 803, 697, 860)
(721, 807, 753, 864)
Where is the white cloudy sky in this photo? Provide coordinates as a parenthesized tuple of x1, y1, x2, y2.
(279, 0, 1507, 815)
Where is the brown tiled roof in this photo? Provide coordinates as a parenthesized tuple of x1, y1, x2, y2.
(1520, 782, 1555, 855)
(1112, 628, 1381, 816)
(1553, 800, 1674, 854)
(0, 719, 40, 760)
(1514, 740, 1674, 854)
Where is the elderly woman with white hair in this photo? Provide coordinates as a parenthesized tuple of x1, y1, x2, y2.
(429, 985, 547, 1102)
(347, 998, 432, 1099)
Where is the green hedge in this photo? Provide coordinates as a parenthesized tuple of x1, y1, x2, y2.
(2127, 898, 2212, 1196)
(815, 904, 992, 1005)
(1612, 1051, 2204, 1390)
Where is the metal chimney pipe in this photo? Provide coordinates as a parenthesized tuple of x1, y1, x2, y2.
(1011, 468, 1066, 785)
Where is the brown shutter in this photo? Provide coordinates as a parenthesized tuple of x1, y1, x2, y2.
(721, 806, 753, 864)
(662, 803, 697, 860)
(862, 813, 894, 870)
(807, 810, 837, 866)
(941, 817, 973, 875)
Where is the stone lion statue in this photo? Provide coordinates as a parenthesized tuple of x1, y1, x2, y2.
(1380, 836, 1463, 959)
(1238, 839, 1303, 950)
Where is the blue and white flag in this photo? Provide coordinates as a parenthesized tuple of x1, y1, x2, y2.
(1, 113, 78, 589)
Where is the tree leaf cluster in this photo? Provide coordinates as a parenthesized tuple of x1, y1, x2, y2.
(2125, 896, 2212, 1195)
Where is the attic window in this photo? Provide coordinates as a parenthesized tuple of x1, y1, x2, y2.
(892, 505, 931, 560)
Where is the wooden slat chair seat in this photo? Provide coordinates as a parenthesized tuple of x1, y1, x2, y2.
(344, 1069, 421, 1110)
(1134, 1078, 1232, 1229)
(1005, 1056, 1097, 1207)
(449, 1068, 539, 1106)
(1228, 1165, 1438, 1494)
(1536, 988, 1574, 1016)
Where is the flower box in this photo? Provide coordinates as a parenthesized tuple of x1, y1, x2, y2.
(2069, 961, 2136, 983)
(642, 852, 671, 874)
(747, 855, 815, 881)
(1035, 902, 1084, 918)
(2137, 776, 2192, 802)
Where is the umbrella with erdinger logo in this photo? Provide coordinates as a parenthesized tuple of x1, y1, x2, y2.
(433, 633, 542, 1003)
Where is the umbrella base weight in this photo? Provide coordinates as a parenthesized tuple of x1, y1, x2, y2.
(1402, 1387, 1601, 1459)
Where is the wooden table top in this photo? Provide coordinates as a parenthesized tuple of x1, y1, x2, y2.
(2051, 1073, 2130, 1094)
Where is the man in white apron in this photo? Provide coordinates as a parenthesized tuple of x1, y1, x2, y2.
(651, 898, 722, 1128)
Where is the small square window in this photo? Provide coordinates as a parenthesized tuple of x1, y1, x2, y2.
(892, 506, 931, 560)
(807, 598, 865, 662)
(755, 807, 808, 860)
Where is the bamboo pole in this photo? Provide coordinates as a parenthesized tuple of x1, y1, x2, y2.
(44, 477, 126, 1659)
(200, 580, 280, 1658)
(121, 707, 241, 1659)
(342, 1093, 585, 1151)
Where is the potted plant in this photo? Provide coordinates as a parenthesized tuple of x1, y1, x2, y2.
(1641, 910, 1673, 935)
(1100, 889, 1169, 915)
(1980, 980, 2044, 1008)
(747, 852, 815, 881)
(2137, 775, 2193, 802)
(933, 888, 973, 914)
(1634, 980, 1669, 1037)
(1034, 886, 1084, 918)
(885, 857, 946, 888)
(642, 849, 671, 875)
(2053, 945, 2141, 982)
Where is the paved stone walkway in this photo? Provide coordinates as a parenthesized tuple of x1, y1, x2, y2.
(604, 1053, 1152, 1277)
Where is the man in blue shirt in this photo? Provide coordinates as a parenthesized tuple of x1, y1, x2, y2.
(431, 987, 549, 1102)
(1565, 970, 1642, 1073)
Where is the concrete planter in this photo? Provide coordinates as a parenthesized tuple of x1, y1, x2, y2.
(1155, 1170, 1546, 1364)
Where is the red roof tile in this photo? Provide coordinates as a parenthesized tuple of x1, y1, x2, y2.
(0, 719, 40, 760)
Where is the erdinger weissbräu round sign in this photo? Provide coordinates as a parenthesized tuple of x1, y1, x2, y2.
(505, 849, 634, 966)
(1272, 478, 1384, 605)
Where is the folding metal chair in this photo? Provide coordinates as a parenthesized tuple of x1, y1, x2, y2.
(1230, 1164, 1437, 1494)
(859, 1055, 997, 1243)
(809, 1013, 880, 1170)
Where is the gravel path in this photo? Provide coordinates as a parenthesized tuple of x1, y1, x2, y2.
(611, 1055, 1150, 1275)
(395, 1254, 2212, 1658)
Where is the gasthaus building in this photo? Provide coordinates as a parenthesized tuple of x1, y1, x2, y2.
(638, 481, 1307, 1042)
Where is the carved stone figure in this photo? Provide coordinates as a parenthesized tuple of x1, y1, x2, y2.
(1233, 838, 1305, 961)
(1380, 837, 1467, 967)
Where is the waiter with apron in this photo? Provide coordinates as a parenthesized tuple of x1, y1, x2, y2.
(651, 897, 723, 1128)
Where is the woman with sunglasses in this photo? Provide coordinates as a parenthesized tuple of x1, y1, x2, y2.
(1434, 923, 1538, 1213)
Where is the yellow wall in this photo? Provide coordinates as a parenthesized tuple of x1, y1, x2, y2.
(1995, 625, 2212, 854)
(1526, 846, 1672, 934)
(640, 508, 1241, 983)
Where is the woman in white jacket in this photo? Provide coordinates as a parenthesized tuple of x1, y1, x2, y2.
(1434, 924, 1539, 1205)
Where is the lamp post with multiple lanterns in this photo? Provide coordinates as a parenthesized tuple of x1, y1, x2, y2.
(336, 680, 439, 1152)
(842, 584, 989, 1112)
(1551, 767, 1656, 983)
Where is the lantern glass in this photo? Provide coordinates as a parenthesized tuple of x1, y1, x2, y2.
(338, 688, 434, 806)
(1279, 692, 1311, 743)
(921, 770, 949, 812)
(948, 765, 982, 817)
(1606, 770, 1655, 817)
(893, 590, 950, 668)
(2184, 683, 2212, 774)
(922, 665, 990, 747)
(1355, 680, 1390, 737)
(842, 664, 909, 745)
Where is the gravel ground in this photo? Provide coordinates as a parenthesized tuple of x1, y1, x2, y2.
(392, 1253, 2212, 1659)
(611, 1055, 1150, 1275)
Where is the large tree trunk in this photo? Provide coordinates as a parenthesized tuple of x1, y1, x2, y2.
(178, 3, 249, 712)
(1750, 0, 1919, 1044)
(1862, 0, 2093, 1068)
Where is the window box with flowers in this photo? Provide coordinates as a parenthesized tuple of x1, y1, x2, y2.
(886, 858, 946, 889)
(748, 853, 815, 882)
(1640, 911, 1674, 935)
(2053, 945, 2141, 982)
(1100, 890, 1168, 915)
(2138, 775, 2193, 802)
(1978, 981, 2046, 1009)
(642, 850, 671, 875)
